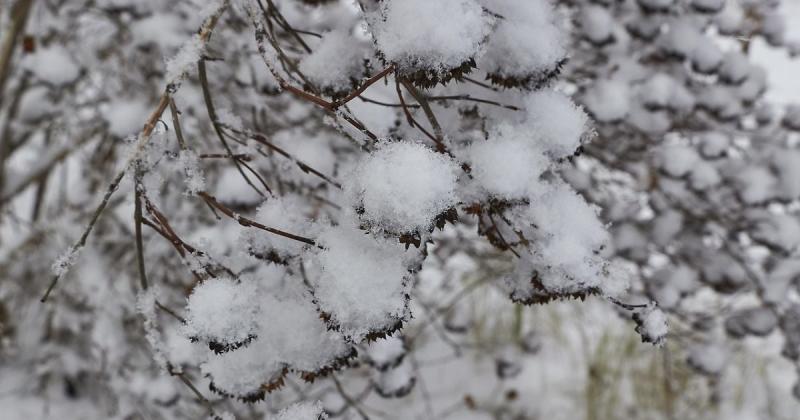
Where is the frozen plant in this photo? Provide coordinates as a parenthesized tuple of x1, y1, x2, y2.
(2, 0, 799, 419)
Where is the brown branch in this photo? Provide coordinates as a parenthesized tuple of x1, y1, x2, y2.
(198, 58, 268, 196)
(224, 126, 342, 189)
(197, 191, 317, 246)
(331, 64, 395, 109)
(40, 1, 230, 302)
(428, 95, 520, 111)
(394, 77, 439, 145)
(400, 79, 446, 152)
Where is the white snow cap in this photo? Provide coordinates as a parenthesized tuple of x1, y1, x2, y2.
(467, 123, 549, 200)
(634, 302, 669, 347)
(241, 195, 316, 260)
(524, 89, 589, 159)
(184, 277, 260, 346)
(527, 182, 610, 275)
(201, 274, 352, 398)
(478, 0, 567, 80)
(372, 0, 491, 73)
(657, 144, 701, 178)
(23, 45, 80, 85)
(299, 30, 367, 92)
(346, 141, 460, 233)
(583, 79, 630, 122)
(310, 222, 415, 341)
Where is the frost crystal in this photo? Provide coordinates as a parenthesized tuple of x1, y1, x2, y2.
(51, 248, 80, 277)
(177, 150, 206, 195)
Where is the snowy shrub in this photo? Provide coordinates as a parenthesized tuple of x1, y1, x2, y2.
(1, 0, 800, 419)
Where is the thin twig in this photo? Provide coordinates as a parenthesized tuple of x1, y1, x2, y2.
(331, 64, 395, 109)
(39, 1, 230, 302)
(198, 191, 317, 246)
(198, 58, 268, 196)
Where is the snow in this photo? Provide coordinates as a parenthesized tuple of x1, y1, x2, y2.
(633, 303, 668, 347)
(771, 149, 800, 199)
(165, 35, 205, 83)
(22, 45, 80, 85)
(184, 277, 260, 347)
(479, 0, 567, 82)
(176, 150, 206, 194)
(299, 30, 367, 93)
(639, 73, 694, 112)
(582, 79, 630, 122)
(651, 210, 683, 246)
(716, 1, 745, 34)
(371, 0, 491, 74)
(580, 5, 615, 45)
(660, 19, 700, 58)
(688, 342, 729, 375)
(105, 99, 151, 138)
(701, 253, 749, 292)
(726, 307, 778, 337)
(11, 0, 800, 417)
(718, 51, 751, 84)
(256, 287, 352, 374)
(657, 144, 701, 178)
(310, 222, 415, 341)
(51, 248, 80, 277)
(689, 162, 722, 190)
(690, 36, 724, 73)
(214, 167, 264, 206)
(131, 14, 186, 51)
(272, 129, 337, 187)
(523, 89, 589, 159)
(240, 195, 317, 260)
(783, 104, 800, 130)
(136, 287, 168, 369)
(201, 275, 353, 398)
(366, 335, 406, 370)
(374, 360, 415, 398)
(269, 401, 327, 420)
(466, 123, 549, 200)
(519, 181, 612, 292)
(751, 213, 800, 252)
(699, 132, 730, 158)
(202, 339, 285, 399)
(653, 265, 698, 308)
(346, 141, 460, 233)
(734, 166, 777, 204)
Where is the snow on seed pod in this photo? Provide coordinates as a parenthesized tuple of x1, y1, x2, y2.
(346, 141, 461, 235)
(370, 0, 492, 88)
(308, 221, 420, 342)
(479, 0, 568, 90)
(184, 277, 260, 353)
